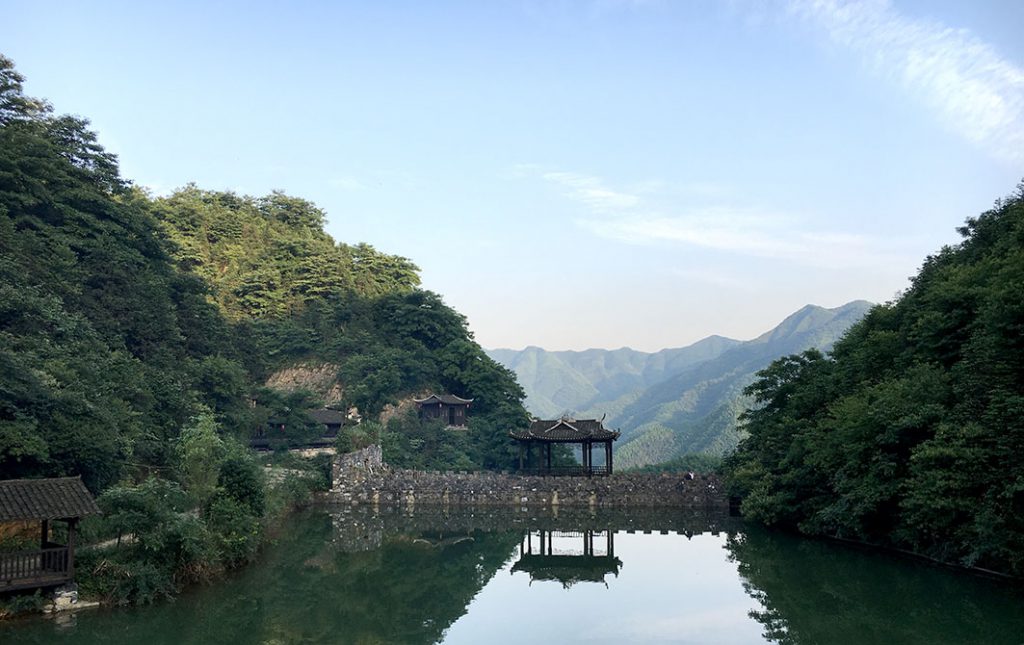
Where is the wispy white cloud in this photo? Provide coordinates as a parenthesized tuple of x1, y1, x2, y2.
(579, 208, 904, 269)
(523, 166, 910, 270)
(785, 0, 1024, 163)
(541, 170, 642, 213)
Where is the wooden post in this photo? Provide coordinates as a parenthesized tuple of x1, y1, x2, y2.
(518, 442, 525, 471)
(67, 518, 77, 579)
(546, 443, 552, 471)
(40, 519, 49, 549)
(606, 441, 613, 475)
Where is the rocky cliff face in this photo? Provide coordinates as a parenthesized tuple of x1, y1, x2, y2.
(265, 362, 344, 406)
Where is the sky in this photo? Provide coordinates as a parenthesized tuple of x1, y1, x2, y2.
(3, 0, 1022, 351)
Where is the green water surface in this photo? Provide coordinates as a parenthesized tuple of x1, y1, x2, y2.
(3, 508, 1022, 644)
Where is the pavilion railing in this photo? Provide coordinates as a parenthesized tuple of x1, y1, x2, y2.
(516, 466, 610, 477)
(0, 547, 70, 587)
(249, 436, 336, 450)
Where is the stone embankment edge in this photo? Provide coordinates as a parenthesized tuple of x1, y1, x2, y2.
(324, 445, 727, 509)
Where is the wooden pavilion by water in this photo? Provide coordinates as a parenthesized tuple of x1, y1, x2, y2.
(510, 417, 621, 476)
(0, 477, 100, 592)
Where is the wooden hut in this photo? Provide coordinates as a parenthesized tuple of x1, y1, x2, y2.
(0, 477, 100, 592)
(413, 394, 473, 427)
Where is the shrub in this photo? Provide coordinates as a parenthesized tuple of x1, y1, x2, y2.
(203, 496, 261, 566)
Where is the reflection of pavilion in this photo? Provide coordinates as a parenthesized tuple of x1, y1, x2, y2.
(511, 530, 623, 588)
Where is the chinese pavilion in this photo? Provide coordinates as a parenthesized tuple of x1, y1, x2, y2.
(510, 417, 621, 476)
(0, 477, 100, 592)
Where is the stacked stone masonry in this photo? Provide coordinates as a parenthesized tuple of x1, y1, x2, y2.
(329, 445, 727, 509)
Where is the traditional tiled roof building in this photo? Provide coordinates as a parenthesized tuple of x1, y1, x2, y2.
(414, 394, 473, 428)
(0, 477, 100, 592)
(510, 417, 621, 475)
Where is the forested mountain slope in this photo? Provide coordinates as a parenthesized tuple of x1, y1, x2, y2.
(726, 183, 1024, 576)
(488, 301, 870, 467)
(0, 55, 527, 492)
(487, 335, 740, 419)
(614, 301, 872, 466)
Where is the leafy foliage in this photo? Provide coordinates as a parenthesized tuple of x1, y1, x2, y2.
(0, 53, 529, 489)
(0, 54, 533, 608)
(726, 184, 1024, 575)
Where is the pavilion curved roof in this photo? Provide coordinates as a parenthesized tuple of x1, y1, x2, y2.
(510, 418, 620, 442)
(413, 394, 474, 405)
(511, 554, 623, 588)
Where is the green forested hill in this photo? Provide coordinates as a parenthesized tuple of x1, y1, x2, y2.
(152, 187, 420, 319)
(614, 301, 872, 465)
(0, 55, 527, 491)
(726, 184, 1024, 576)
(487, 335, 740, 419)
(488, 301, 870, 467)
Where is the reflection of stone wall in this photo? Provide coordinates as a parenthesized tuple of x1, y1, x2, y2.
(328, 445, 727, 509)
(327, 505, 735, 553)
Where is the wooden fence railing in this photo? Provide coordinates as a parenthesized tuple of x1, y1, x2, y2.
(0, 547, 70, 589)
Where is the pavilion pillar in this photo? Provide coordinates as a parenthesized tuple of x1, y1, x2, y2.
(40, 519, 49, 548)
(518, 442, 525, 471)
(606, 441, 613, 475)
(67, 518, 77, 578)
(546, 444, 552, 471)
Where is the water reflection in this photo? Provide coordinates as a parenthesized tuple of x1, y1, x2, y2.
(512, 529, 622, 588)
(725, 527, 1024, 645)
(3, 507, 1022, 645)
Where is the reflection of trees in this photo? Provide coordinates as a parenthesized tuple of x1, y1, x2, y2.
(726, 526, 1024, 645)
(6, 513, 520, 644)
(245, 515, 520, 644)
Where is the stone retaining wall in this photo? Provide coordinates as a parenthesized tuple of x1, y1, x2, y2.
(328, 445, 727, 509)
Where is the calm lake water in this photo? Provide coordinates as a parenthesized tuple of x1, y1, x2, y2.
(4, 507, 1023, 644)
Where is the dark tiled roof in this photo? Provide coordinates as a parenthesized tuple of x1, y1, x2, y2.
(0, 477, 101, 522)
(510, 418, 620, 442)
(308, 408, 347, 425)
(512, 554, 623, 587)
(414, 394, 474, 405)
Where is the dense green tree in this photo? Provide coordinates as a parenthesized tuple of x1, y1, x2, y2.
(726, 183, 1024, 575)
(1, 52, 531, 492)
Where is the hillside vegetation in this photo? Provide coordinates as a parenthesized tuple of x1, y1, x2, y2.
(0, 54, 533, 605)
(0, 54, 527, 492)
(726, 184, 1024, 576)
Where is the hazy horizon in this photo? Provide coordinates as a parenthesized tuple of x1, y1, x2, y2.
(4, 1, 1021, 351)
(485, 298, 873, 352)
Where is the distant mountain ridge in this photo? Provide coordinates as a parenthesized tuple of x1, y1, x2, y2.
(486, 300, 873, 467)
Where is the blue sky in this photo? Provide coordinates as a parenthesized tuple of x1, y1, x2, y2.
(3, 0, 1022, 351)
